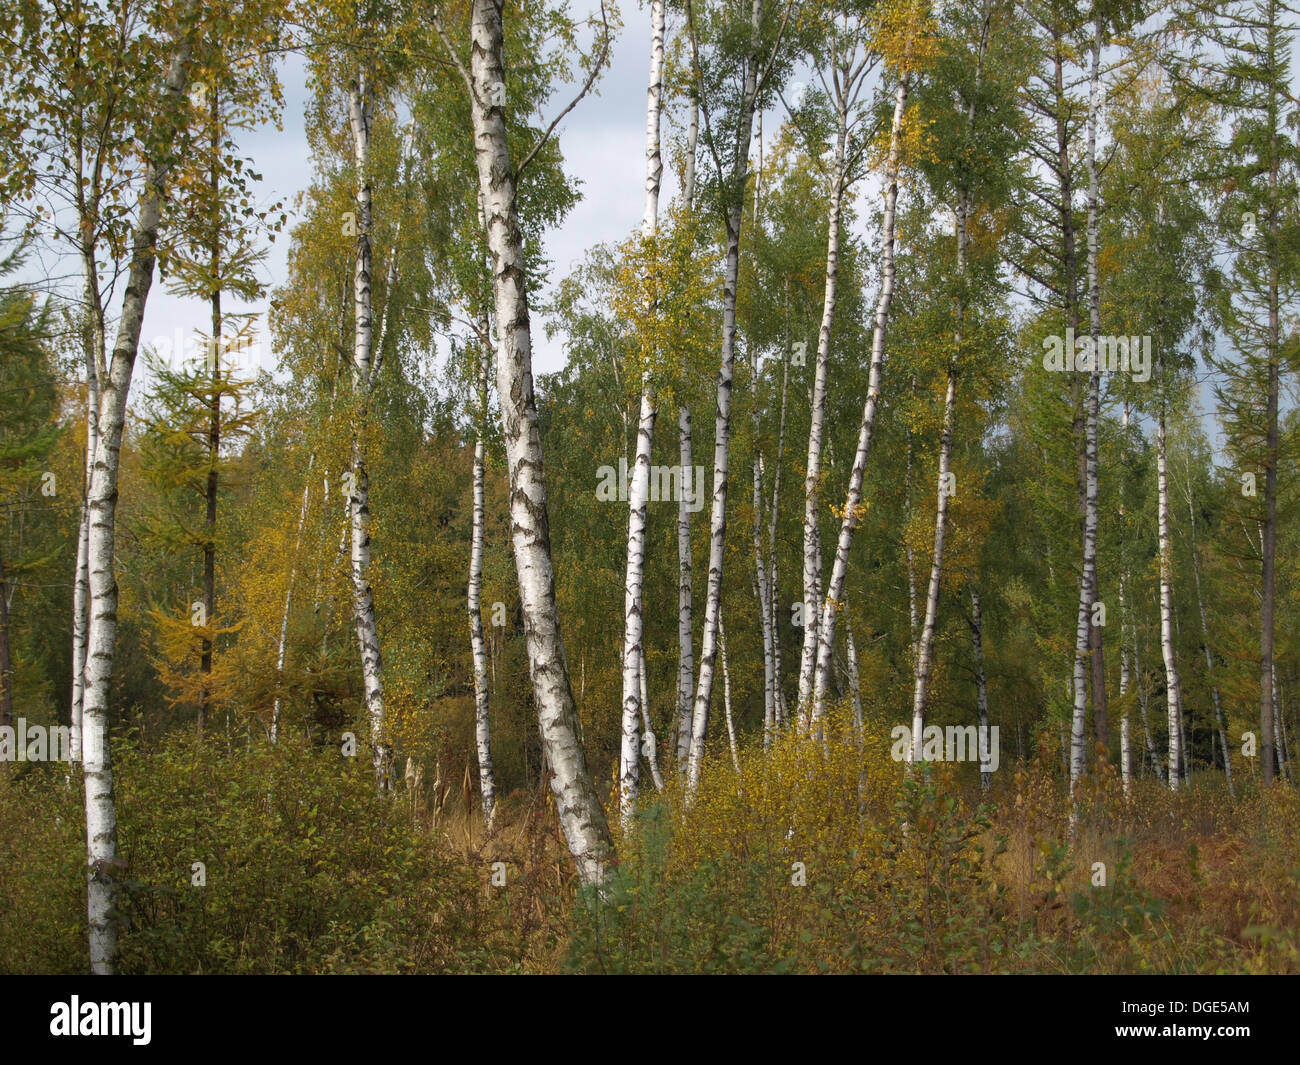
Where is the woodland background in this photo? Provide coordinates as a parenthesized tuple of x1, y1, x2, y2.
(1, 0, 1299, 973)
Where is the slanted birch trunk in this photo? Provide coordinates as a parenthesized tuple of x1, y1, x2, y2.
(271, 471, 313, 743)
(810, 69, 910, 731)
(466, 0, 614, 882)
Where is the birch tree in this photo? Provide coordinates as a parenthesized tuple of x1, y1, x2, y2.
(788, 1, 880, 725)
(684, 0, 797, 796)
(810, 0, 937, 732)
(619, 0, 667, 829)
(79, 0, 204, 978)
(435, 0, 617, 883)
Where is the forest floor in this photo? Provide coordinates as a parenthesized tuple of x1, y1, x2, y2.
(1, 721, 1297, 974)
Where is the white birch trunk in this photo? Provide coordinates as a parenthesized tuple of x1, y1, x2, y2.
(1119, 402, 1132, 794)
(845, 605, 863, 734)
(82, 23, 196, 975)
(468, 0, 614, 882)
(1071, 19, 1103, 796)
(796, 111, 846, 726)
(1156, 403, 1183, 790)
(685, 0, 764, 799)
(470, 321, 497, 830)
(346, 77, 392, 793)
(909, 177, 971, 759)
(676, 405, 694, 772)
(70, 246, 106, 764)
(754, 441, 777, 745)
(619, 0, 666, 828)
(909, 368, 957, 762)
(768, 348, 789, 727)
(272, 471, 313, 743)
(810, 71, 910, 730)
(720, 615, 740, 777)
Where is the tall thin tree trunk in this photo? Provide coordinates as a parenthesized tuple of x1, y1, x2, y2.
(1156, 400, 1183, 790)
(638, 644, 664, 790)
(1260, 44, 1280, 786)
(1084, 17, 1107, 759)
(675, 84, 699, 775)
(720, 614, 740, 777)
(1063, 30, 1088, 798)
(200, 251, 220, 731)
(753, 446, 777, 745)
(767, 345, 789, 731)
(71, 243, 106, 764)
(1275, 666, 1293, 783)
(619, 0, 666, 828)
(797, 106, 847, 726)
(346, 75, 392, 792)
(904, 428, 919, 657)
(271, 473, 312, 744)
(845, 603, 863, 734)
(470, 314, 497, 830)
(82, 19, 196, 976)
(910, 159, 973, 756)
(676, 406, 694, 772)
(686, 0, 765, 799)
(467, 0, 614, 882)
(1119, 401, 1133, 793)
(811, 69, 911, 731)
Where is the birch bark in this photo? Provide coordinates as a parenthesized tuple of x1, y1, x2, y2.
(810, 70, 910, 731)
(346, 76, 392, 792)
(470, 316, 497, 829)
(676, 406, 694, 772)
(685, 0, 766, 798)
(467, 0, 614, 881)
(619, 0, 666, 827)
(797, 106, 847, 724)
(82, 16, 197, 976)
(1156, 400, 1183, 790)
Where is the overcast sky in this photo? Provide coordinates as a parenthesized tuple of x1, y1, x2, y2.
(130, 2, 669, 385)
(23, 6, 1289, 445)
